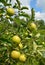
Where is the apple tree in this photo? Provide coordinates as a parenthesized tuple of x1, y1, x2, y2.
(0, 0, 45, 65)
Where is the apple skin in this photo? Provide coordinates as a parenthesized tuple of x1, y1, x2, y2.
(28, 22, 37, 31)
(19, 54, 26, 62)
(7, 8, 15, 16)
(11, 50, 20, 59)
(12, 35, 21, 44)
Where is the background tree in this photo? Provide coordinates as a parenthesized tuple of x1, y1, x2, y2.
(36, 19, 45, 29)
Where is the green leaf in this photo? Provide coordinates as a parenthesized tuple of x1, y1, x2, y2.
(14, 17, 21, 25)
(0, 0, 7, 5)
(0, 0, 6, 2)
(6, 3, 11, 6)
(0, 0, 11, 6)
(21, 7, 28, 10)
(16, 0, 20, 8)
(19, 13, 30, 18)
(0, 47, 7, 51)
(13, 3, 18, 8)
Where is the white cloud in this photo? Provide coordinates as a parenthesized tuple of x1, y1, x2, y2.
(20, 0, 30, 6)
(36, 0, 45, 12)
(35, 12, 45, 21)
(36, 0, 45, 21)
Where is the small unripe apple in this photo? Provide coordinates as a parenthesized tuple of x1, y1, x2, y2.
(28, 22, 37, 31)
(19, 43, 23, 49)
(25, 32, 28, 36)
(19, 54, 26, 62)
(7, 8, 15, 16)
(12, 35, 21, 44)
(6, 15, 10, 19)
(30, 22, 37, 29)
(11, 50, 20, 59)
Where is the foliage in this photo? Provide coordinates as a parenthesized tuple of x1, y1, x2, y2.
(0, 0, 45, 65)
(31, 8, 35, 21)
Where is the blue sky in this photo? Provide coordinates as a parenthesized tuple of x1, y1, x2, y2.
(30, 0, 42, 12)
